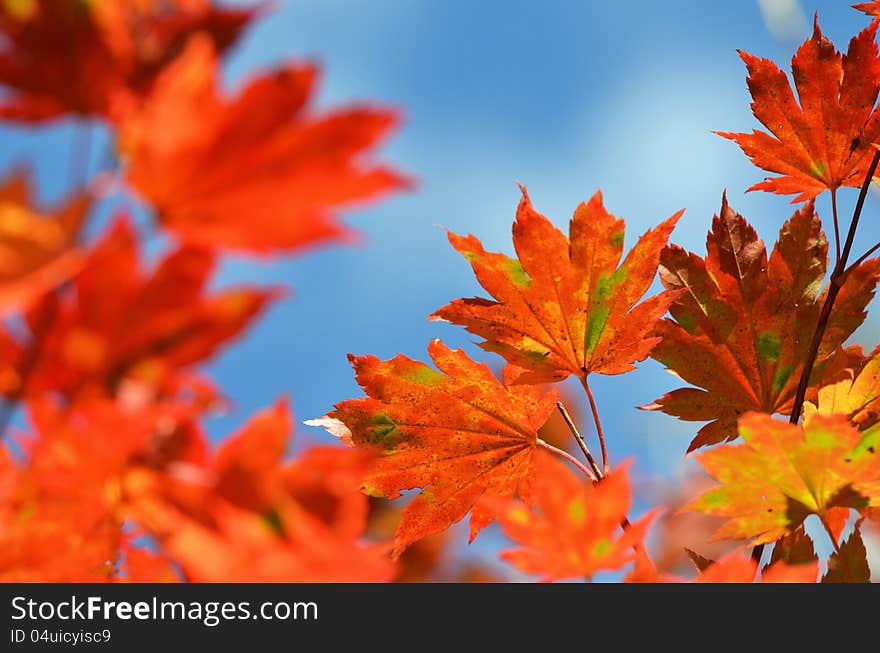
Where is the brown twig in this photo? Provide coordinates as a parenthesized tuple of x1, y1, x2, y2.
(556, 401, 603, 480)
(536, 439, 598, 482)
(751, 150, 880, 567)
(788, 148, 880, 426)
(553, 401, 632, 530)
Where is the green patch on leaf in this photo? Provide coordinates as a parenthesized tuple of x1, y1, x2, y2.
(771, 364, 793, 396)
(402, 366, 445, 387)
(585, 268, 627, 356)
(591, 538, 612, 559)
(757, 331, 781, 362)
(567, 498, 586, 525)
(503, 258, 532, 288)
(368, 413, 402, 447)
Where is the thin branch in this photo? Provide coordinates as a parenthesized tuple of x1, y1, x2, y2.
(536, 439, 598, 482)
(579, 375, 609, 474)
(831, 188, 841, 263)
(556, 401, 603, 480)
(788, 148, 880, 426)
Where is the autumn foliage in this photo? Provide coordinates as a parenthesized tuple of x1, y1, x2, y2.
(1, 1, 880, 583)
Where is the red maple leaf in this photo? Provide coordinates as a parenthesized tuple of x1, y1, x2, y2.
(718, 18, 880, 202)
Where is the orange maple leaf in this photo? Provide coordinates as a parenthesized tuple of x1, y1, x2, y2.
(644, 194, 879, 451)
(117, 35, 411, 254)
(7, 216, 281, 400)
(0, 172, 89, 313)
(717, 18, 880, 202)
(687, 412, 880, 545)
(307, 338, 560, 557)
(0, 0, 257, 121)
(489, 454, 657, 582)
(804, 345, 880, 431)
(431, 186, 681, 385)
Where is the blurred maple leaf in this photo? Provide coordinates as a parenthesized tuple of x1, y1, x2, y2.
(0, 0, 257, 121)
(489, 454, 656, 582)
(626, 548, 819, 583)
(687, 412, 880, 545)
(718, 18, 880, 202)
(117, 35, 411, 254)
(644, 194, 879, 451)
(0, 171, 89, 313)
(0, 398, 165, 581)
(639, 471, 736, 577)
(432, 186, 681, 385)
(695, 551, 819, 583)
(4, 217, 281, 400)
(307, 338, 560, 557)
(125, 401, 394, 582)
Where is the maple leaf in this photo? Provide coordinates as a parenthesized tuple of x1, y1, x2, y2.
(123, 401, 392, 582)
(135, 497, 394, 582)
(431, 186, 682, 385)
(644, 194, 879, 451)
(0, 171, 89, 313)
(6, 216, 281, 400)
(717, 18, 880, 202)
(687, 412, 880, 545)
(625, 547, 818, 583)
(804, 345, 880, 431)
(0, 398, 166, 581)
(822, 525, 871, 583)
(695, 551, 819, 583)
(766, 525, 818, 569)
(489, 454, 657, 582)
(306, 338, 559, 557)
(117, 35, 411, 254)
(854, 2, 880, 17)
(0, 0, 257, 121)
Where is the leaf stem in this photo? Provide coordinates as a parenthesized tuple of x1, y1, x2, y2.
(556, 401, 603, 480)
(579, 375, 609, 474)
(788, 148, 880, 426)
(536, 438, 598, 482)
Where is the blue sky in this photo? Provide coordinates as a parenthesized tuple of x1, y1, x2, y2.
(2, 0, 879, 575)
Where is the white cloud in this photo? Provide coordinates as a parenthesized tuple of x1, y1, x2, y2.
(757, 0, 808, 43)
